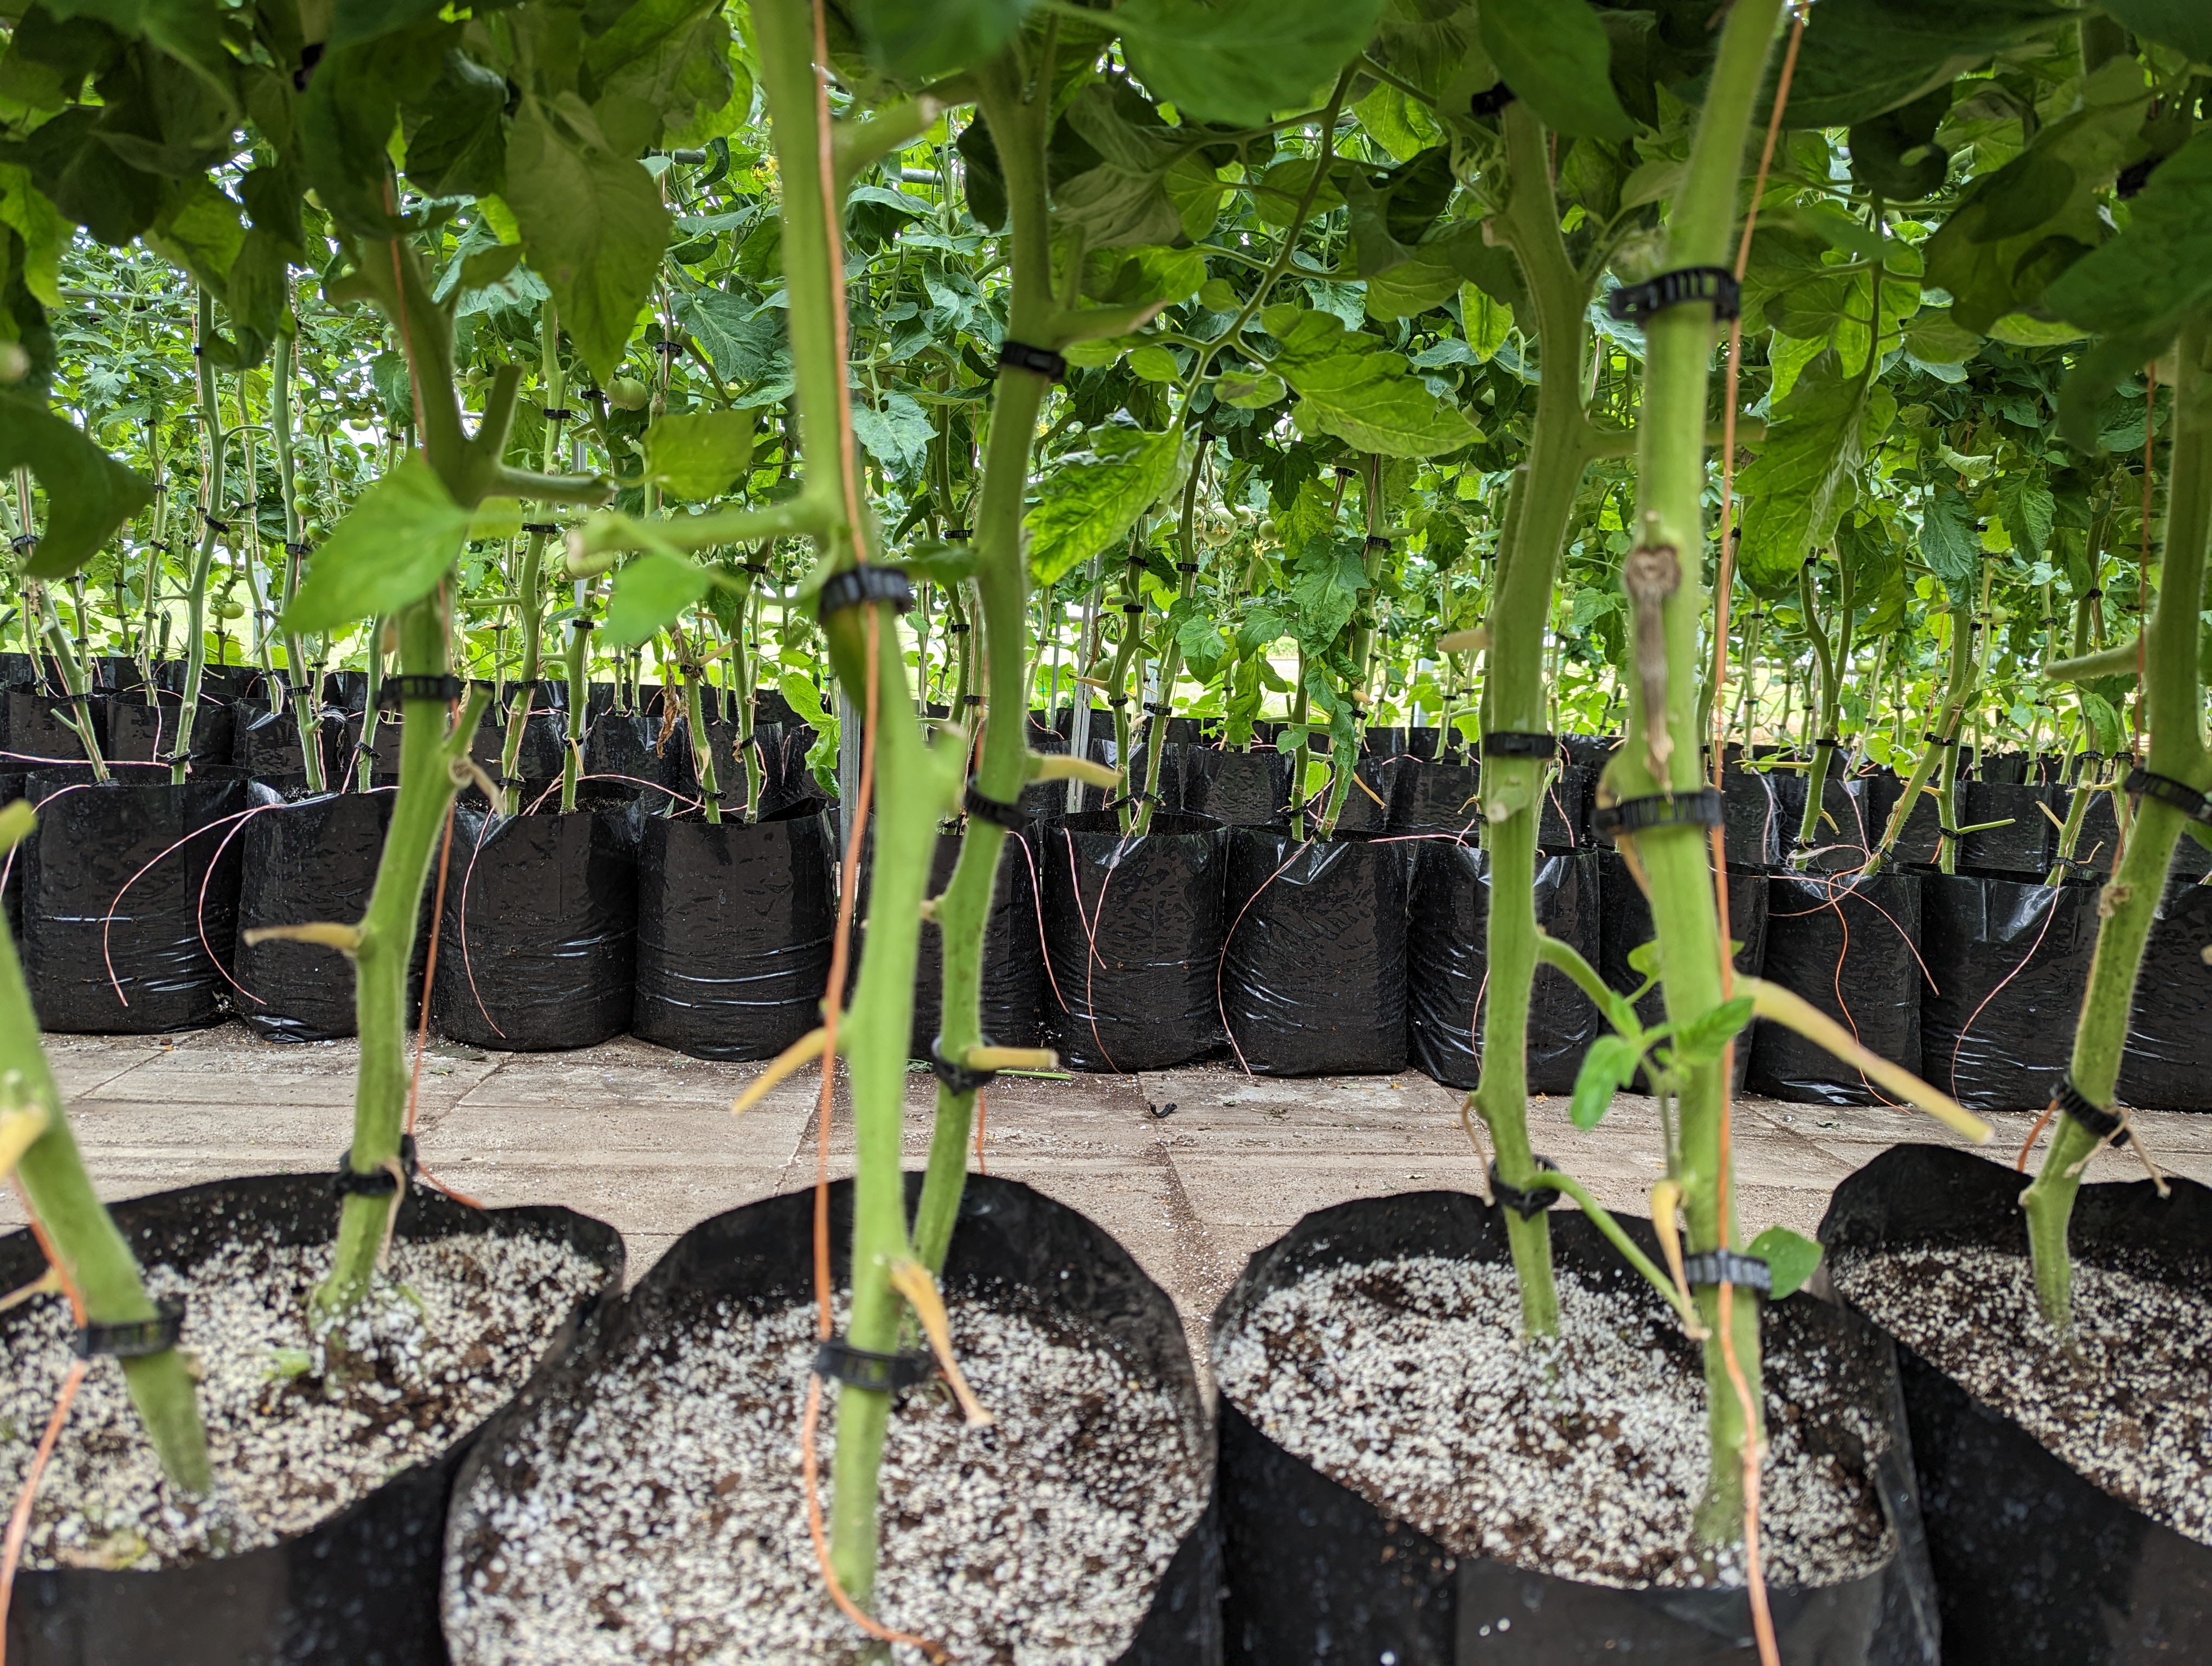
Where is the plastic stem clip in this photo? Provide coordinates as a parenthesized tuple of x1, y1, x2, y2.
(1678, 1250, 1771, 1295)
(2054, 1074, 2131, 1148)
(930, 1037, 998, 1097)
(1605, 267, 1742, 325)
(962, 780, 1026, 831)
(816, 566, 915, 619)
(2122, 766, 2212, 825)
(1481, 730, 1556, 759)
(1488, 1156, 1559, 1219)
(813, 1336, 936, 1394)
(73, 1299, 186, 1361)
(333, 1133, 418, 1197)
(998, 340, 1068, 381)
(386, 674, 466, 702)
(1591, 789, 1725, 841)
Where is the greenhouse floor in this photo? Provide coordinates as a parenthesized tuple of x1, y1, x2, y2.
(15, 1026, 2212, 1370)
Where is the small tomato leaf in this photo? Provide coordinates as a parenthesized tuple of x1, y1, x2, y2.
(1750, 1226, 1824, 1301)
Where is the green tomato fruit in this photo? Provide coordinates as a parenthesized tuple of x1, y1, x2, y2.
(606, 375, 651, 411)
(217, 599, 246, 620)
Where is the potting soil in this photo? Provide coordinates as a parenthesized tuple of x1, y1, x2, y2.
(0, 1230, 607, 1570)
(1831, 1245, 2212, 1545)
(442, 1292, 1205, 1665)
(1216, 1254, 1891, 1591)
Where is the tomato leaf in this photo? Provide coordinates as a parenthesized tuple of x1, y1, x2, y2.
(0, 388, 156, 581)
(1026, 428, 1186, 585)
(603, 550, 715, 649)
(644, 409, 757, 501)
(282, 458, 474, 632)
(1570, 1034, 1639, 1130)
(1669, 995, 1756, 1068)
(1750, 1226, 1824, 1301)
(1477, 0, 1635, 142)
(1115, 0, 1387, 129)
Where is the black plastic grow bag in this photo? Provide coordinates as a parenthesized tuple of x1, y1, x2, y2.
(0, 1172, 622, 1666)
(631, 808, 836, 1061)
(1040, 810, 1226, 1073)
(1541, 760, 1594, 851)
(895, 826, 1045, 1055)
(3, 688, 101, 765)
(1406, 843, 1602, 1093)
(1916, 874, 2099, 1112)
(1303, 757, 1400, 837)
(1720, 762, 1786, 869)
(441, 1173, 1220, 1664)
(1822, 1143, 2212, 1664)
(1213, 1189, 1939, 1664)
(431, 799, 642, 1051)
(2116, 874, 2212, 1110)
(1772, 770, 1878, 872)
(1221, 829, 1407, 1076)
(1388, 759, 1482, 838)
(18, 772, 249, 1033)
(1746, 872, 1924, 1106)
(1180, 748, 1288, 828)
(1596, 849, 1770, 1087)
(233, 789, 399, 1043)
(105, 690, 234, 772)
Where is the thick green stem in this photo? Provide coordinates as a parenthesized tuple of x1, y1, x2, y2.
(2024, 317, 2212, 1333)
(172, 287, 224, 785)
(2, 816, 204, 1489)
(1791, 557, 1846, 861)
(1610, 0, 1783, 1549)
(273, 317, 327, 793)
(499, 529, 548, 816)
(1864, 601, 1979, 878)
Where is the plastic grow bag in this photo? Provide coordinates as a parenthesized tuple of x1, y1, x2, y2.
(1595, 849, 1770, 1087)
(1746, 872, 1925, 1106)
(467, 696, 568, 789)
(1720, 762, 1786, 869)
(1213, 1189, 1939, 1665)
(3, 688, 101, 765)
(885, 826, 1045, 1056)
(1916, 875, 2099, 1112)
(1540, 760, 1593, 851)
(0, 1173, 621, 1666)
(105, 690, 233, 772)
(1180, 748, 1288, 828)
(1388, 759, 1482, 839)
(1406, 843, 1603, 1093)
(1220, 829, 1407, 1076)
(1821, 1143, 2212, 1664)
(19, 772, 248, 1033)
(1040, 810, 1227, 1073)
(2117, 875, 2212, 1109)
(441, 1172, 1219, 1664)
(1772, 770, 1878, 872)
(1302, 757, 1400, 837)
(431, 799, 642, 1052)
(233, 789, 400, 1043)
(578, 706, 686, 812)
(631, 808, 837, 1061)
(232, 700, 343, 792)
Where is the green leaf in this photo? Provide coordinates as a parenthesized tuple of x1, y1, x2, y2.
(900, 543, 978, 586)
(281, 458, 473, 633)
(1670, 995, 1755, 1067)
(1997, 471, 2055, 566)
(1570, 1034, 1639, 1130)
(2096, 0, 2212, 61)
(587, 0, 737, 144)
(1848, 86, 1952, 201)
(643, 409, 756, 501)
(1287, 539, 1368, 649)
(1735, 350, 1891, 595)
(1115, 0, 1388, 129)
(1919, 485, 1982, 610)
(404, 49, 509, 198)
(1785, 0, 2068, 130)
(603, 550, 714, 649)
(1749, 1226, 1824, 1302)
(778, 671, 829, 726)
(680, 291, 790, 387)
(0, 388, 155, 580)
(2047, 129, 2212, 452)
(1477, 0, 1634, 142)
(1218, 369, 1286, 408)
(847, 0, 1034, 80)
(504, 96, 670, 383)
(1266, 307, 1481, 457)
(2081, 689, 2125, 758)
(849, 390, 933, 472)
(1176, 606, 1230, 683)
(1924, 59, 2148, 336)
(1026, 428, 1185, 585)
(1625, 940, 1661, 980)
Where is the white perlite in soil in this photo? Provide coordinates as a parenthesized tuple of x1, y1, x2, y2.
(1215, 1255, 1891, 1589)
(444, 1294, 1206, 1666)
(0, 1230, 605, 1571)
(1832, 1245, 2212, 1544)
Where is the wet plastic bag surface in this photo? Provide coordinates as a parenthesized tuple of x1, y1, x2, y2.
(234, 789, 399, 1042)
(1040, 811, 1226, 1073)
(1747, 872, 1924, 1106)
(1917, 875, 2099, 1112)
(2115, 876, 2212, 1109)
(632, 809, 835, 1061)
(1221, 829, 1407, 1076)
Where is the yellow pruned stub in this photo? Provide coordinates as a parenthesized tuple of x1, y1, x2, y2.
(731, 1028, 829, 1117)
(888, 1259, 993, 1428)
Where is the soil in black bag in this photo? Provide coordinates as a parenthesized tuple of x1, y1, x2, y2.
(432, 796, 642, 1051)
(0, 1174, 622, 1666)
(1388, 758, 1482, 838)
(232, 699, 345, 792)
(1181, 747, 1288, 827)
(1221, 828, 1406, 1076)
(632, 806, 837, 1062)
(1406, 843, 1602, 1093)
(441, 1172, 1219, 1666)
(1823, 1144, 2212, 1664)
(1040, 810, 1226, 1073)
(19, 771, 248, 1033)
(2117, 874, 2212, 1109)
(1596, 848, 1769, 1087)
(1212, 1190, 1938, 1666)
(233, 788, 400, 1042)
(1746, 871, 1924, 1106)
(1915, 874, 2098, 1112)
(884, 826, 1044, 1055)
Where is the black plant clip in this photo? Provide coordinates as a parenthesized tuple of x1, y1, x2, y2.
(386, 674, 466, 702)
(1605, 267, 1741, 326)
(2054, 1074, 2130, 1147)
(1591, 789, 1725, 841)
(930, 1037, 998, 1097)
(2123, 765, 2212, 825)
(1468, 81, 1516, 118)
(1488, 1156, 1559, 1219)
(1481, 730, 1556, 759)
(815, 565, 915, 619)
(815, 1336, 936, 1394)
(74, 1299, 186, 1361)
(998, 339, 1068, 381)
(962, 780, 1027, 831)
(1680, 1250, 1771, 1294)
(333, 1134, 418, 1197)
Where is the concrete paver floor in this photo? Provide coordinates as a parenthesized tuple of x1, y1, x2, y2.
(15, 1024, 2208, 1372)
